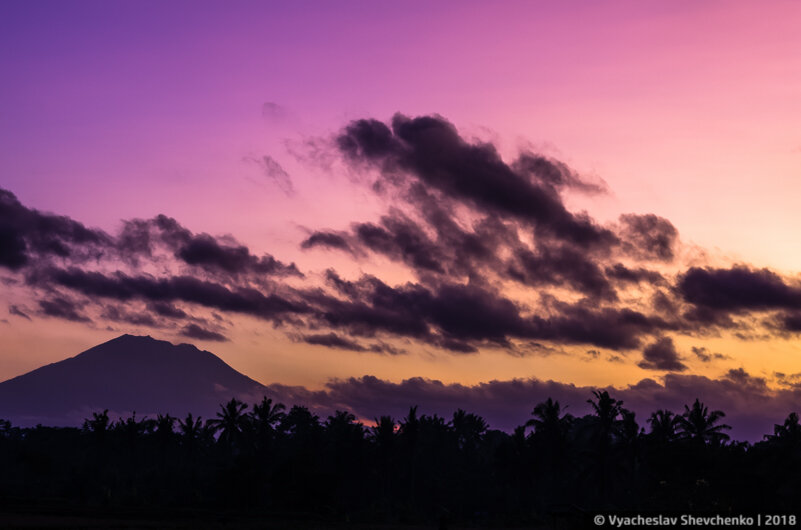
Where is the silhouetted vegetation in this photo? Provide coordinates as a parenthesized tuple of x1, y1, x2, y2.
(1, 394, 800, 527)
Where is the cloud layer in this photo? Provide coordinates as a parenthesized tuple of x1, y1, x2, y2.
(262, 368, 799, 442)
(4, 113, 801, 373)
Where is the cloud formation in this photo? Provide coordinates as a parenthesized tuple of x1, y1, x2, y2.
(338, 114, 615, 247)
(262, 368, 798, 442)
(637, 336, 687, 372)
(180, 323, 228, 342)
(0, 188, 110, 271)
(4, 113, 801, 365)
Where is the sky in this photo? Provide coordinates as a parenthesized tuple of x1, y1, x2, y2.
(2, 0, 801, 439)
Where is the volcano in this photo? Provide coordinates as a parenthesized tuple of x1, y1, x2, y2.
(0, 334, 269, 426)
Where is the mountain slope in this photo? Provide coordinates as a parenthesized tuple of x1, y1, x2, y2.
(0, 334, 269, 426)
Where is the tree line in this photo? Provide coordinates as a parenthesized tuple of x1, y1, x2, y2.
(1, 391, 800, 526)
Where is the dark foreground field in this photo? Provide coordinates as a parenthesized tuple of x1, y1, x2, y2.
(2, 393, 800, 528)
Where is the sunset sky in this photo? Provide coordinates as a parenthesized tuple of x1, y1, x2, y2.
(3, 1, 801, 438)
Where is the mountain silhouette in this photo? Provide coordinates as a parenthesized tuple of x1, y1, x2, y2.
(0, 334, 269, 426)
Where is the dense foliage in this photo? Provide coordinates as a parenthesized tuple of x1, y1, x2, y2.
(1, 393, 800, 526)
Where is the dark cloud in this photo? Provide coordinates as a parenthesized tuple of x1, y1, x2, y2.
(267, 368, 799, 441)
(508, 245, 616, 300)
(651, 290, 678, 315)
(337, 114, 615, 247)
(317, 273, 529, 349)
(679, 266, 801, 311)
(312, 273, 434, 342)
(303, 186, 515, 283)
(530, 304, 671, 350)
(180, 323, 228, 342)
(0, 191, 302, 288)
(114, 214, 302, 280)
(605, 263, 664, 285)
(302, 332, 367, 351)
(778, 311, 801, 331)
(512, 153, 607, 195)
(38, 267, 308, 322)
(9, 305, 31, 320)
(354, 214, 445, 274)
(313, 272, 666, 351)
(692, 346, 729, 363)
(177, 233, 302, 277)
(299, 332, 405, 355)
(300, 231, 354, 253)
(0, 225, 28, 270)
(724, 367, 768, 393)
(0, 188, 110, 271)
(38, 296, 90, 323)
(7, 109, 801, 359)
(618, 214, 678, 261)
(774, 371, 801, 389)
(147, 301, 187, 319)
(637, 336, 687, 372)
(408, 184, 511, 275)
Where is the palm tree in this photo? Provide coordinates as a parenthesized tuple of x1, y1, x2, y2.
(278, 405, 323, 451)
(525, 397, 573, 507)
(618, 409, 641, 445)
(585, 390, 627, 503)
(765, 412, 801, 446)
(114, 412, 155, 446)
(371, 416, 397, 508)
(325, 410, 365, 448)
(398, 406, 420, 451)
(208, 398, 250, 452)
(371, 415, 397, 447)
(154, 414, 176, 440)
(526, 397, 572, 440)
(648, 409, 678, 444)
(587, 390, 625, 443)
(178, 413, 205, 449)
(674, 399, 731, 445)
(250, 397, 285, 447)
(83, 409, 111, 440)
(398, 406, 421, 503)
(451, 409, 488, 451)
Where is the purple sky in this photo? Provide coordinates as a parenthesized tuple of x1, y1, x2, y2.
(3, 1, 801, 440)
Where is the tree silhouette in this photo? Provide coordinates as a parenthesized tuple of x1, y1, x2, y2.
(371, 415, 397, 448)
(674, 398, 731, 446)
(370, 415, 397, 511)
(765, 412, 801, 446)
(154, 414, 176, 441)
(648, 409, 678, 444)
(527, 397, 572, 442)
(587, 390, 625, 440)
(82, 409, 111, 441)
(250, 397, 285, 449)
(584, 390, 628, 504)
(207, 398, 250, 452)
(398, 406, 421, 506)
(4, 393, 798, 525)
(451, 408, 488, 451)
(178, 413, 205, 447)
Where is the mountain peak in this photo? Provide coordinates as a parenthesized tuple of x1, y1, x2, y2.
(0, 336, 268, 426)
(75, 334, 205, 361)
